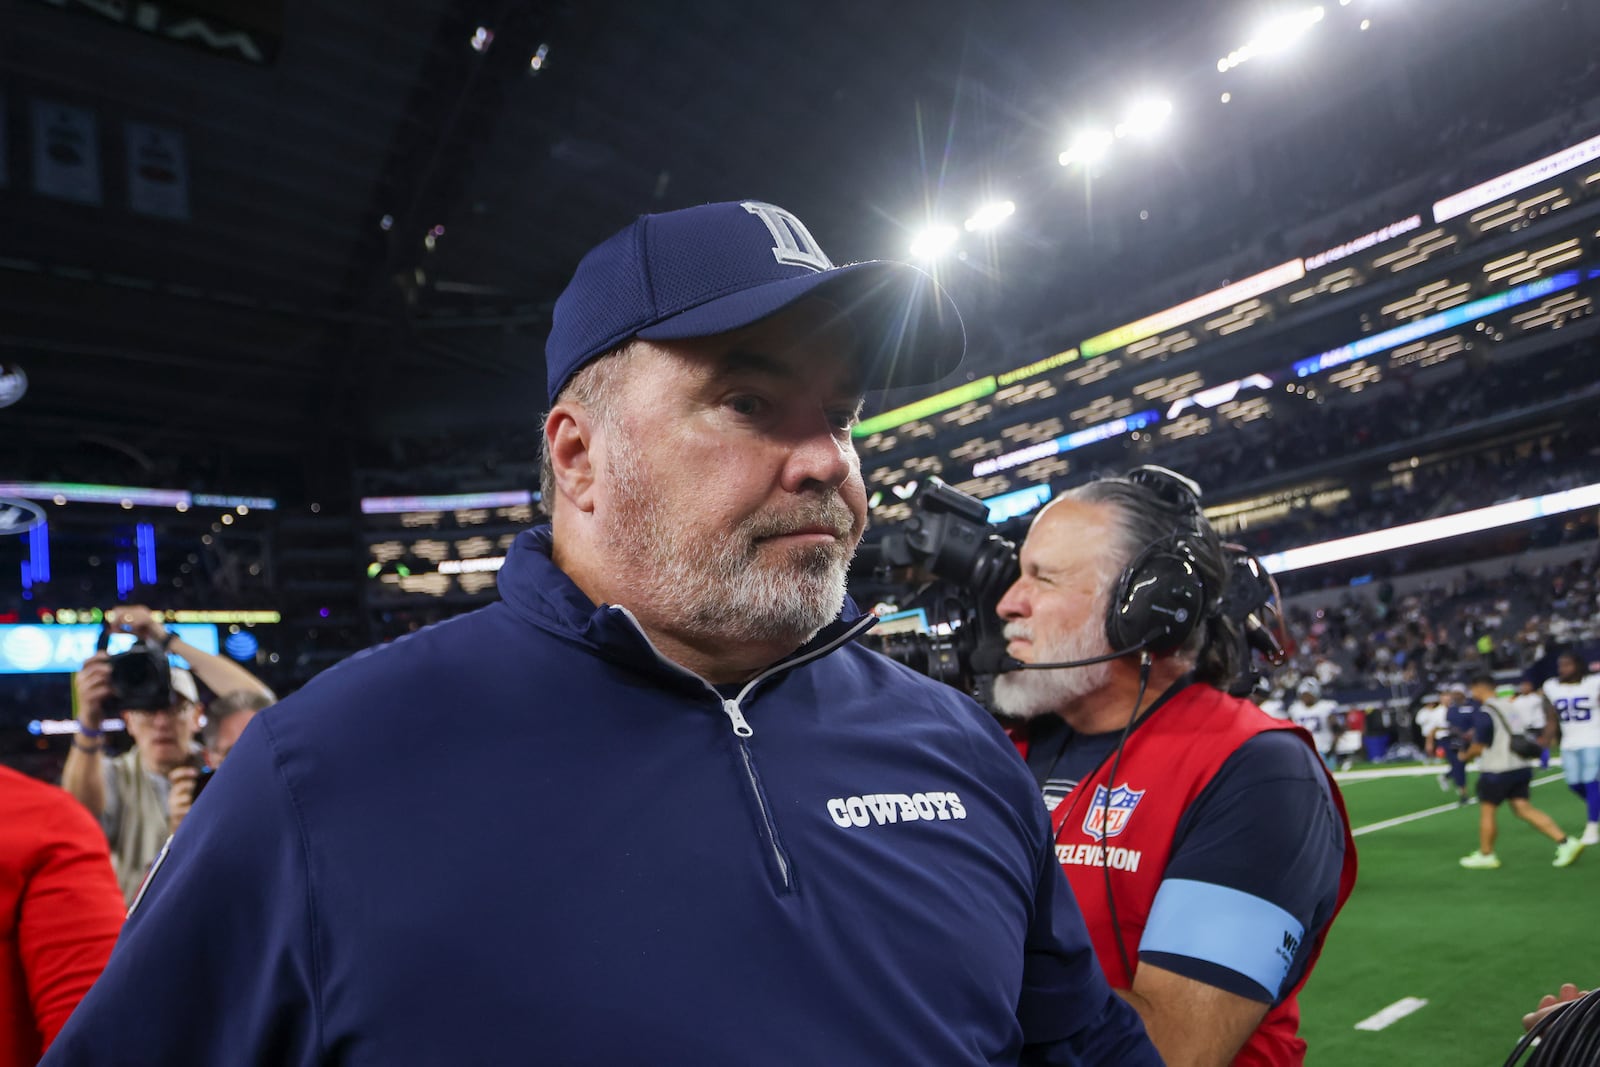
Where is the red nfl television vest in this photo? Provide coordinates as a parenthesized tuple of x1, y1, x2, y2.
(1017, 684, 1357, 1067)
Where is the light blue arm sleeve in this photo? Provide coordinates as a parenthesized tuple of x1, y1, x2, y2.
(1139, 878, 1304, 998)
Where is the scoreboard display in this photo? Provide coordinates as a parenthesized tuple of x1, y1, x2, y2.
(361, 490, 537, 605)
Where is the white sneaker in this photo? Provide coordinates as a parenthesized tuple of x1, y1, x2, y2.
(1582, 824, 1600, 846)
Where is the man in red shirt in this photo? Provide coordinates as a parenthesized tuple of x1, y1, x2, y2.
(1, 765, 125, 1065)
(995, 467, 1356, 1067)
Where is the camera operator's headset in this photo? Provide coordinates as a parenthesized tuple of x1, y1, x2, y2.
(1017, 467, 1214, 672)
(1103, 466, 1216, 657)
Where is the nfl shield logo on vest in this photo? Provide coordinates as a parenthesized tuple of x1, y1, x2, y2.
(1082, 783, 1145, 841)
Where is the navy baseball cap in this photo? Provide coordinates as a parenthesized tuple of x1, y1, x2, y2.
(545, 200, 965, 403)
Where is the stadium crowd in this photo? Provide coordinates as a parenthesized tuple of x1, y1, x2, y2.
(1276, 551, 1600, 698)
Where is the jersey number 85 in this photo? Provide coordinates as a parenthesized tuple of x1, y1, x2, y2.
(1555, 696, 1593, 723)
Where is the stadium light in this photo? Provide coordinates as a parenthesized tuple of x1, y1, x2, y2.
(1058, 128, 1115, 167)
(1116, 98, 1173, 139)
(909, 224, 960, 260)
(964, 200, 1016, 232)
(1218, 6, 1325, 72)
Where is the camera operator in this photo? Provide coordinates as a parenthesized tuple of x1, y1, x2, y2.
(59, 605, 275, 903)
(995, 468, 1356, 1067)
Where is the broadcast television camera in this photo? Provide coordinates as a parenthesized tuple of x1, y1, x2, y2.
(852, 479, 1020, 704)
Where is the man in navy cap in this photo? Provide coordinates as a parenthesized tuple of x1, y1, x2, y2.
(47, 201, 1157, 1066)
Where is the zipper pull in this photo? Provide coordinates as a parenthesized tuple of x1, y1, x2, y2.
(723, 699, 754, 738)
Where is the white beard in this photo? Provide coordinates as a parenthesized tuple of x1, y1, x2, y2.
(600, 427, 860, 648)
(992, 617, 1115, 720)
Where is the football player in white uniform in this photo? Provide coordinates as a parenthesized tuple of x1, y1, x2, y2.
(1542, 653, 1600, 845)
(1511, 678, 1549, 768)
(1415, 700, 1447, 759)
(1293, 679, 1339, 768)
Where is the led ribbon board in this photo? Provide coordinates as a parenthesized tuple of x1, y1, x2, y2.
(360, 490, 533, 514)
(0, 623, 220, 675)
(0, 483, 276, 510)
(438, 557, 506, 574)
(997, 349, 1079, 387)
(1292, 271, 1582, 379)
(1165, 374, 1274, 419)
(1434, 132, 1600, 223)
(1304, 215, 1424, 271)
(1079, 260, 1307, 359)
(852, 378, 998, 439)
(1259, 481, 1600, 575)
(972, 410, 1161, 477)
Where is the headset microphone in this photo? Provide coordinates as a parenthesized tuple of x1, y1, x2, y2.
(985, 636, 1155, 673)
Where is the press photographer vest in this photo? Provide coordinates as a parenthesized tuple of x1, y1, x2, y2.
(1030, 684, 1357, 1067)
(108, 748, 172, 904)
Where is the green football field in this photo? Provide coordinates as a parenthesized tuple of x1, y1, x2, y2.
(1297, 765, 1597, 1065)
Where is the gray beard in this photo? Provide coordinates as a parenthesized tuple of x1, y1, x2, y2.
(992, 618, 1115, 720)
(601, 429, 858, 649)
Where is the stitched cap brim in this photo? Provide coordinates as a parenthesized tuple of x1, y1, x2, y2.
(635, 260, 964, 390)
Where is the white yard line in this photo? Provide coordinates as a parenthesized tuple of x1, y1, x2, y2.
(1351, 774, 1563, 836)
(1337, 759, 1561, 785)
(1354, 996, 1429, 1031)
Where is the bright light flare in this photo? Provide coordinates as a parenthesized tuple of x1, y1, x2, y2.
(964, 200, 1016, 232)
(1116, 98, 1173, 139)
(909, 224, 960, 260)
(1058, 128, 1115, 167)
(1217, 6, 1325, 71)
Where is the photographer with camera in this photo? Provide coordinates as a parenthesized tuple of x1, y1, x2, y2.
(59, 605, 275, 903)
(993, 468, 1356, 1067)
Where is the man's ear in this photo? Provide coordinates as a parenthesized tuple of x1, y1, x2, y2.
(546, 404, 600, 514)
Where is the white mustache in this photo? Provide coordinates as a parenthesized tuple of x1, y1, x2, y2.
(1004, 624, 1032, 642)
(747, 499, 857, 541)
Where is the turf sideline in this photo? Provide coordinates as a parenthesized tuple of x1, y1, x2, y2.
(1336, 759, 1562, 785)
(1350, 774, 1564, 836)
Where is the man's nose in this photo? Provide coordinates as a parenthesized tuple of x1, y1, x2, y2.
(996, 581, 1028, 621)
(780, 417, 853, 493)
